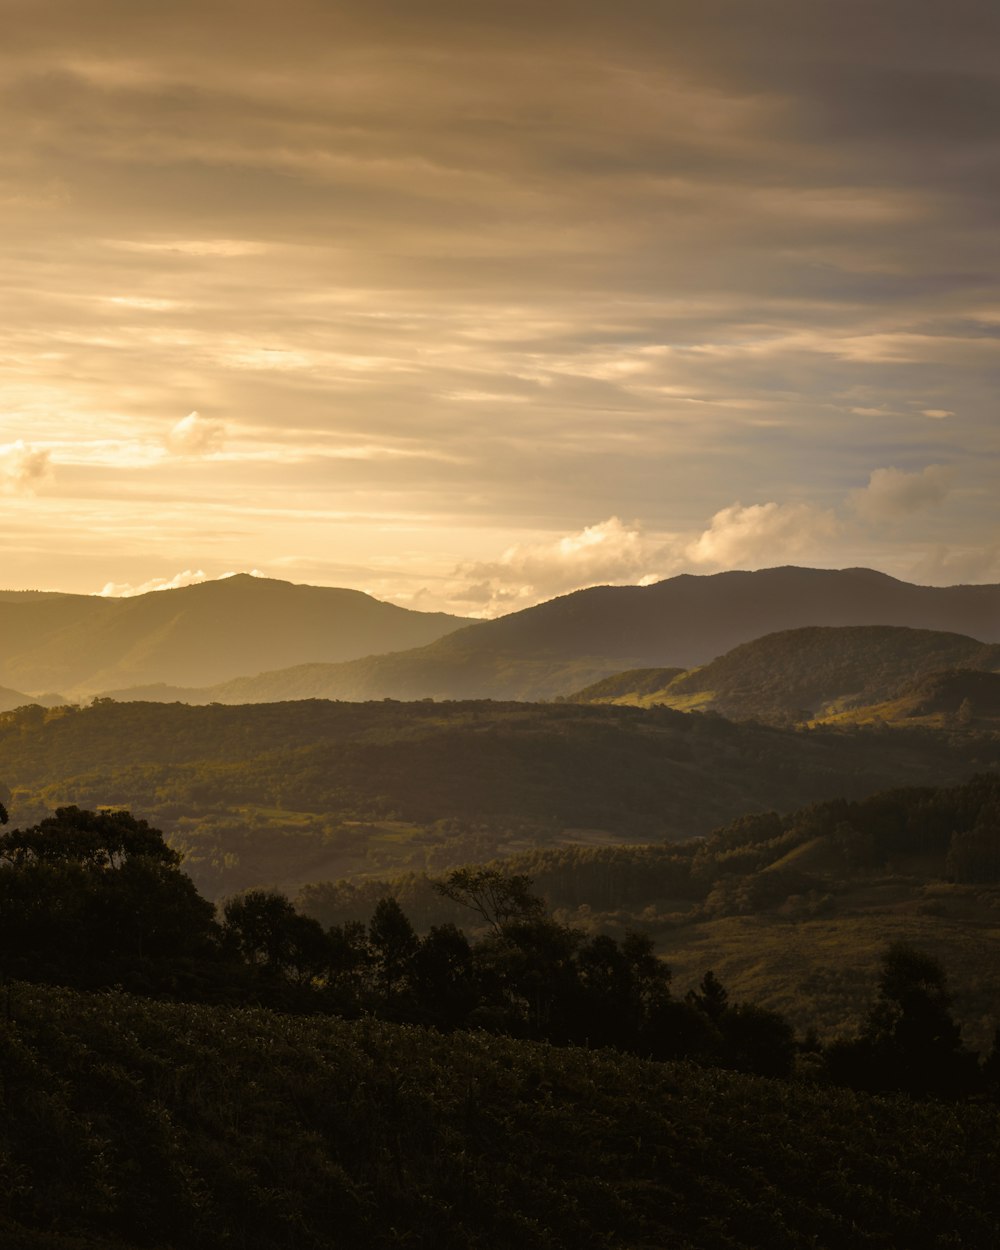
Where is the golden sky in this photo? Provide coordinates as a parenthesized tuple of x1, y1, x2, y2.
(2, 0, 998, 612)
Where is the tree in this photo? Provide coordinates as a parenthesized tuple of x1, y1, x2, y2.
(826, 943, 978, 1097)
(368, 896, 419, 1005)
(686, 970, 728, 1022)
(0, 806, 180, 869)
(0, 807, 218, 989)
(222, 889, 323, 977)
(410, 923, 479, 1029)
(433, 867, 544, 934)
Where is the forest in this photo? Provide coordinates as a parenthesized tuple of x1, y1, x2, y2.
(2, 696, 998, 900)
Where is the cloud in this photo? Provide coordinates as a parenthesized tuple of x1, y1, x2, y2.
(454, 517, 676, 615)
(921, 409, 955, 419)
(97, 568, 267, 597)
(686, 501, 839, 568)
(0, 440, 52, 494)
(910, 541, 1000, 585)
(166, 412, 225, 455)
(852, 465, 955, 522)
(97, 569, 209, 597)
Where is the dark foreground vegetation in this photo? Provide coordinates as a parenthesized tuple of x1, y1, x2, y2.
(3, 798, 1000, 1246)
(2, 982, 1000, 1250)
(2, 801, 999, 1098)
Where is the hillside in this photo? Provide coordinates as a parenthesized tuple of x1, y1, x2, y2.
(2, 698, 998, 900)
(570, 626, 1000, 723)
(104, 566, 1000, 704)
(821, 668, 1000, 728)
(299, 775, 1000, 1051)
(0, 575, 465, 696)
(3, 982, 1000, 1250)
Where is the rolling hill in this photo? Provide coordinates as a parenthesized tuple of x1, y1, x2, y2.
(2, 697, 997, 900)
(0, 575, 465, 696)
(569, 625, 1000, 723)
(103, 566, 1000, 705)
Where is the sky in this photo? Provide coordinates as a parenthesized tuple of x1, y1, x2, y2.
(1, 0, 998, 615)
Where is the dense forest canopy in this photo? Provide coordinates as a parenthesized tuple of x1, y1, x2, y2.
(0, 697, 997, 899)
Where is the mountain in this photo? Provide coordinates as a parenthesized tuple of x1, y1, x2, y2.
(0, 575, 466, 696)
(0, 685, 66, 713)
(105, 566, 1000, 705)
(569, 625, 1000, 722)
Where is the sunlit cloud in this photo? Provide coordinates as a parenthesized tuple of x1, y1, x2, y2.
(0, 1, 996, 595)
(686, 502, 840, 568)
(454, 517, 677, 615)
(97, 568, 266, 597)
(0, 440, 52, 494)
(852, 465, 956, 523)
(166, 412, 225, 456)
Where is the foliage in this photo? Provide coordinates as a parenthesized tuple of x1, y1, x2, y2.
(1, 697, 997, 899)
(3, 982, 1000, 1250)
(825, 943, 980, 1097)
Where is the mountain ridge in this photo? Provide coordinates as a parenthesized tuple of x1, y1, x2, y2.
(0, 575, 467, 695)
(99, 567, 1000, 705)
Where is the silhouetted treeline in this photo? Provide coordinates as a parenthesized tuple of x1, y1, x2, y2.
(2, 804, 998, 1097)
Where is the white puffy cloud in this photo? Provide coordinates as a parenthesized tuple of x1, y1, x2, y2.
(0, 440, 52, 494)
(97, 569, 210, 597)
(97, 568, 267, 597)
(454, 517, 677, 615)
(852, 465, 955, 522)
(685, 501, 839, 568)
(166, 411, 225, 455)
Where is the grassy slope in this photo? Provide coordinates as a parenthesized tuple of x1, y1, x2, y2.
(657, 883, 1000, 1053)
(2, 983, 999, 1250)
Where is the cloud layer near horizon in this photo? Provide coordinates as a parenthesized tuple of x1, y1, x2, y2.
(1, 1, 997, 606)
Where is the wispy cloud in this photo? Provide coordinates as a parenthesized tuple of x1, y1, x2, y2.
(0, 1, 996, 594)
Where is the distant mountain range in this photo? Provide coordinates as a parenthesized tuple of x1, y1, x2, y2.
(570, 625, 1000, 725)
(98, 566, 1000, 705)
(0, 576, 465, 697)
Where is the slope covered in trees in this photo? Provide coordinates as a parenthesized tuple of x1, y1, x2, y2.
(100, 567, 1000, 704)
(300, 775, 1000, 1049)
(568, 625, 1000, 724)
(2, 698, 998, 899)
